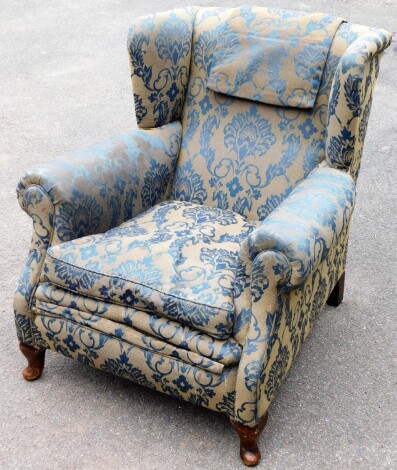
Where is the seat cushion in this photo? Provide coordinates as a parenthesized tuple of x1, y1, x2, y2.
(42, 200, 258, 338)
(34, 282, 243, 372)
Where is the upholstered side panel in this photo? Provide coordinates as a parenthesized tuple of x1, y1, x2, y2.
(128, 7, 198, 128)
(234, 220, 350, 426)
(171, 10, 359, 221)
(33, 314, 237, 416)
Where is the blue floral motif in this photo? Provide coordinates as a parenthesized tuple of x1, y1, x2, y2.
(182, 205, 238, 226)
(328, 128, 355, 168)
(344, 74, 362, 117)
(298, 118, 318, 140)
(102, 352, 155, 389)
(173, 374, 193, 393)
(171, 162, 207, 203)
(199, 96, 213, 115)
(224, 106, 276, 161)
(142, 159, 172, 209)
(57, 191, 103, 241)
(129, 9, 196, 127)
(133, 93, 148, 123)
(63, 334, 80, 352)
(50, 256, 102, 291)
(216, 391, 236, 415)
(166, 82, 179, 102)
(264, 345, 290, 400)
(155, 14, 191, 65)
(226, 177, 243, 197)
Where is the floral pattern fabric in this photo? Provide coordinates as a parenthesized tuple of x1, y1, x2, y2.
(13, 6, 392, 431)
(35, 282, 242, 367)
(326, 29, 392, 180)
(170, 9, 359, 222)
(33, 313, 238, 415)
(14, 122, 181, 343)
(241, 164, 356, 287)
(41, 200, 259, 339)
(207, 8, 344, 108)
(128, 7, 198, 128)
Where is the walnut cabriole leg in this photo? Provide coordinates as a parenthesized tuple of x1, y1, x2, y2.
(19, 342, 46, 381)
(230, 412, 268, 467)
(326, 272, 345, 307)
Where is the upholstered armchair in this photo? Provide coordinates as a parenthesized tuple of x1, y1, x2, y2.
(14, 6, 391, 466)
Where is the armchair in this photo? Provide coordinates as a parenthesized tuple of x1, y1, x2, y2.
(14, 6, 391, 466)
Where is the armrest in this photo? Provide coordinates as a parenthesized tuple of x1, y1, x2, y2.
(241, 164, 356, 288)
(326, 28, 392, 180)
(17, 121, 182, 244)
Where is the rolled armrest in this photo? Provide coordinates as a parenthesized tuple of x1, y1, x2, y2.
(17, 121, 182, 244)
(241, 164, 356, 288)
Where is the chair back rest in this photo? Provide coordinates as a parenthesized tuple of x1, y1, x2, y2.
(171, 7, 365, 220)
(127, 7, 375, 220)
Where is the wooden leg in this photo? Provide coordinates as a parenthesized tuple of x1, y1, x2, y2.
(326, 272, 345, 307)
(230, 412, 268, 467)
(19, 342, 46, 381)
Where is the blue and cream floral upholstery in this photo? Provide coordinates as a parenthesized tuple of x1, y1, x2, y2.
(14, 6, 391, 429)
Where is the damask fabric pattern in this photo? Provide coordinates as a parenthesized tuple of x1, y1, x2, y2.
(34, 302, 226, 374)
(232, 163, 355, 344)
(14, 122, 181, 344)
(34, 283, 242, 367)
(29, 221, 349, 424)
(171, 10, 375, 222)
(243, 164, 355, 286)
(235, 222, 350, 425)
(326, 29, 392, 180)
(41, 200, 259, 339)
(13, 5, 392, 432)
(207, 8, 344, 108)
(128, 7, 198, 128)
(33, 313, 238, 415)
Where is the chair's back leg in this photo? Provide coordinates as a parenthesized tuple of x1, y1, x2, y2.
(326, 272, 345, 307)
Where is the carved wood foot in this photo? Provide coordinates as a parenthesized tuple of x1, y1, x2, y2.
(19, 342, 46, 381)
(326, 272, 345, 307)
(230, 412, 268, 467)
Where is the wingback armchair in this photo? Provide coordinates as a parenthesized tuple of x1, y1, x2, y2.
(14, 6, 391, 466)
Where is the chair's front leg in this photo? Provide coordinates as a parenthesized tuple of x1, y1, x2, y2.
(326, 272, 345, 307)
(230, 411, 268, 467)
(19, 342, 46, 381)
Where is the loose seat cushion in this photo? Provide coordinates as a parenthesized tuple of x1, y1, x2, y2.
(42, 201, 258, 338)
(34, 282, 243, 369)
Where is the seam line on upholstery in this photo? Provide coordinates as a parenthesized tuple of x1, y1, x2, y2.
(38, 278, 230, 340)
(34, 307, 224, 374)
(46, 252, 235, 314)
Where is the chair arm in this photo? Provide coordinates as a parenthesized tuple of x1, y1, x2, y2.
(241, 164, 356, 288)
(326, 28, 392, 180)
(17, 121, 181, 245)
(14, 121, 181, 344)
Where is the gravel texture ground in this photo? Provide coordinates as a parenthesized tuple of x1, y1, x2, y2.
(1, 1, 396, 469)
